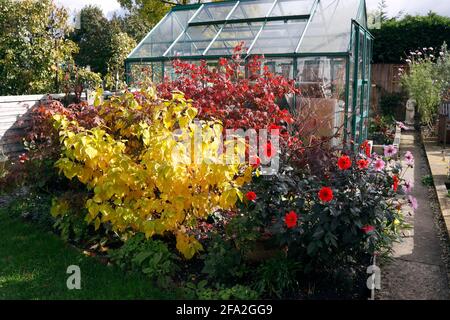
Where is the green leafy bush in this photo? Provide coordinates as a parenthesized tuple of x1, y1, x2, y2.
(224, 142, 410, 279)
(7, 193, 54, 229)
(109, 234, 179, 288)
(201, 236, 245, 283)
(182, 281, 259, 300)
(50, 194, 91, 242)
(255, 256, 301, 298)
(379, 91, 408, 119)
(401, 45, 449, 127)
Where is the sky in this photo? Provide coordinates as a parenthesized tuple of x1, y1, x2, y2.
(366, 0, 450, 18)
(56, 0, 450, 18)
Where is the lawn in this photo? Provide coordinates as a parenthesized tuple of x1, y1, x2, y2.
(0, 207, 172, 300)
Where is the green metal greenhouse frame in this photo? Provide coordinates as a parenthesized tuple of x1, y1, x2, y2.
(125, 0, 373, 145)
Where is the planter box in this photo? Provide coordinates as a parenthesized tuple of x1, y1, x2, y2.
(370, 124, 402, 157)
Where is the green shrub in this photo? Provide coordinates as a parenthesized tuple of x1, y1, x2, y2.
(201, 236, 245, 283)
(7, 193, 54, 229)
(182, 281, 260, 300)
(50, 194, 91, 242)
(254, 256, 301, 298)
(109, 234, 179, 288)
(379, 91, 408, 119)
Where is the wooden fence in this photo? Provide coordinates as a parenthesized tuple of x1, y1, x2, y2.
(370, 63, 407, 119)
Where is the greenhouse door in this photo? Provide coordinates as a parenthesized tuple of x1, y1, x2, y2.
(350, 21, 372, 145)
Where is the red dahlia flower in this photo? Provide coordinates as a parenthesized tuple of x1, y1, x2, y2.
(284, 211, 298, 228)
(337, 155, 352, 170)
(245, 191, 257, 201)
(361, 225, 375, 234)
(318, 187, 333, 203)
(357, 159, 369, 169)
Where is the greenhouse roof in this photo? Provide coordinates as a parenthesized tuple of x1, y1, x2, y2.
(127, 0, 368, 61)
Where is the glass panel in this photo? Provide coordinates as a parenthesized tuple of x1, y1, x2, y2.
(129, 9, 197, 58)
(229, 0, 275, 20)
(163, 60, 201, 81)
(127, 62, 152, 86)
(206, 22, 262, 56)
(295, 57, 347, 144)
(298, 0, 360, 53)
(264, 58, 294, 78)
(191, 2, 237, 23)
(346, 23, 357, 142)
(167, 24, 222, 57)
(361, 35, 371, 139)
(270, 0, 315, 17)
(164, 61, 176, 81)
(354, 30, 365, 144)
(357, 0, 367, 28)
(263, 58, 295, 110)
(251, 19, 307, 54)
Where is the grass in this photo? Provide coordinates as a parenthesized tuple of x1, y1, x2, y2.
(0, 207, 173, 300)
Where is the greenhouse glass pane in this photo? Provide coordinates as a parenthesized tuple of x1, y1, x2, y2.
(127, 62, 152, 86)
(295, 57, 347, 144)
(298, 0, 360, 53)
(167, 24, 222, 57)
(264, 58, 294, 78)
(354, 30, 365, 144)
(229, 0, 275, 20)
(269, 0, 315, 17)
(357, 0, 367, 28)
(206, 22, 262, 56)
(262, 58, 295, 109)
(191, 2, 237, 23)
(128, 9, 197, 58)
(346, 24, 356, 141)
(251, 20, 306, 54)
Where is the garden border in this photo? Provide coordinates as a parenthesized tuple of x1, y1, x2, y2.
(422, 132, 450, 241)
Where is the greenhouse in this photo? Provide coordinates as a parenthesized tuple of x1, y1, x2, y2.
(125, 0, 373, 144)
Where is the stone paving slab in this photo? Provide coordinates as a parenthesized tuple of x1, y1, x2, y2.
(422, 136, 450, 238)
(378, 131, 450, 300)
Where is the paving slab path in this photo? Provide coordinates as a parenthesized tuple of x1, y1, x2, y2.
(379, 130, 450, 300)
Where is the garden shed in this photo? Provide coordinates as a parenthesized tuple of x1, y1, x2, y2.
(125, 0, 373, 144)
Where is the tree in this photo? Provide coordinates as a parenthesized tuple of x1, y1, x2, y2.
(70, 5, 112, 76)
(0, 0, 77, 95)
(110, 11, 152, 43)
(368, 0, 389, 29)
(371, 13, 450, 63)
(104, 32, 137, 91)
(377, 0, 388, 23)
(117, 0, 169, 27)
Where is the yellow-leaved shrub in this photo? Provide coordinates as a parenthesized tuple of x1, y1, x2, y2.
(52, 89, 252, 259)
